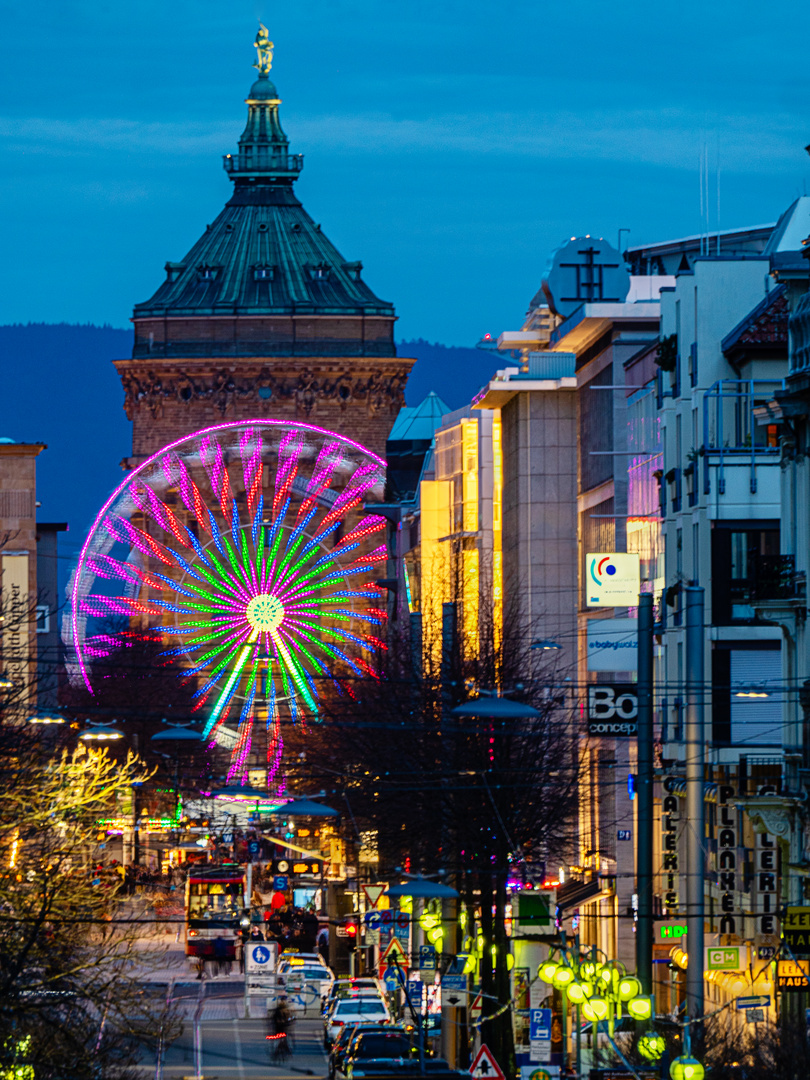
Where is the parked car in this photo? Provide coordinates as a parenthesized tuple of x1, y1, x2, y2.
(338, 1030, 421, 1079)
(324, 977, 385, 1012)
(324, 996, 391, 1047)
(329, 1023, 407, 1080)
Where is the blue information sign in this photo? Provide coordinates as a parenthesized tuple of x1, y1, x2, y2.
(273, 875, 288, 891)
(530, 1008, 552, 1041)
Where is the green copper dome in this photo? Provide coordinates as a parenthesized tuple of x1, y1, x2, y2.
(132, 41, 396, 356)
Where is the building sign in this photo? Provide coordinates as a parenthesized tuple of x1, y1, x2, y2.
(658, 923, 687, 940)
(776, 960, 810, 990)
(784, 908, 810, 958)
(662, 782, 680, 911)
(587, 684, 638, 736)
(706, 945, 746, 971)
(585, 553, 640, 608)
(754, 833, 779, 942)
(716, 782, 737, 935)
(1, 553, 30, 712)
(586, 618, 638, 671)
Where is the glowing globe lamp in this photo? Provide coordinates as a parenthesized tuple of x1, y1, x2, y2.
(627, 995, 653, 1020)
(598, 967, 613, 987)
(553, 966, 575, 989)
(579, 961, 597, 982)
(638, 1033, 666, 1062)
(565, 981, 587, 1004)
(582, 996, 609, 1022)
(539, 961, 560, 984)
(618, 975, 643, 1001)
(670, 1056, 705, 1080)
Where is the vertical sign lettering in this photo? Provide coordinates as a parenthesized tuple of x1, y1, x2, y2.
(755, 832, 778, 937)
(662, 781, 679, 910)
(717, 783, 737, 935)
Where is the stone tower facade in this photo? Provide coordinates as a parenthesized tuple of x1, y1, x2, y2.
(115, 40, 413, 463)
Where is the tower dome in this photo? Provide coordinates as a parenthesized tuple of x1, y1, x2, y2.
(115, 29, 414, 461)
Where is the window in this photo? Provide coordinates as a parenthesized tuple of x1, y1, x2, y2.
(254, 265, 275, 281)
(711, 524, 780, 624)
(35, 605, 50, 634)
(712, 645, 781, 746)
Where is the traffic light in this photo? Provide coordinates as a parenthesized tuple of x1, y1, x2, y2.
(344, 917, 359, 951)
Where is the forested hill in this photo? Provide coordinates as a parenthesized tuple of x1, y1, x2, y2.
(0, 324, 500, 565)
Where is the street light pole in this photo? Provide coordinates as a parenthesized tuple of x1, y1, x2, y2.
(635, 593, 654, 993)
(684, 587, 705, 1030)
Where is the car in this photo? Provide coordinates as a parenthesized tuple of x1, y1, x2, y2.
(324, 977, 385, 1011)
(338, 1029, 421, 1079)
(325, 984, 386, 1020)
(324, 996, 391, 1047)
(329, 1023, 407, 1080)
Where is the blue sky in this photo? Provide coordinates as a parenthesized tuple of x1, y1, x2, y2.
(1, 0, 809, 344)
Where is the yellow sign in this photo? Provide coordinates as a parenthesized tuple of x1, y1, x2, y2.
(784, 907, 810, 955)
(776, 960, 810, 990)
(382, 936, 407, 964)
(586, 552, 640, 607)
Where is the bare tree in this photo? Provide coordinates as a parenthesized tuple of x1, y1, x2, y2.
(0, 727, 181, 1078)
(297, 546, 582, 1075)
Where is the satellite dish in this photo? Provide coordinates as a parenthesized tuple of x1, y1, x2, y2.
(542, 236, 630, 319)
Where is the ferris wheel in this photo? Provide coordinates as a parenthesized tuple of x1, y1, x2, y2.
(66, 420, 388, 783)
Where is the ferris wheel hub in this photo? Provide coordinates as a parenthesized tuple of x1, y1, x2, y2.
(246, 593, 285, 633)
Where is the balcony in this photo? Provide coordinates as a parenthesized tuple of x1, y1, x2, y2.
(702, 379, 784, 495)
(752, 554, 806, 602)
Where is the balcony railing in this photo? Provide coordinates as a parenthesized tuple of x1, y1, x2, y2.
(702, 379, 784, 495)
(752, 554, 806, 602)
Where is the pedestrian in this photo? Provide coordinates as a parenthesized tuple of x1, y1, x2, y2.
(213, 934, 229, 976)
(235, 933, 245, 973)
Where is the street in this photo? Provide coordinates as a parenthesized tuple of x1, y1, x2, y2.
(139, 990, 328, 1079)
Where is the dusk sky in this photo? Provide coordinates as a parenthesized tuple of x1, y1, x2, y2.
(2, 0, 810, 345)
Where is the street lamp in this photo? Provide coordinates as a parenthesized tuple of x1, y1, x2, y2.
(0, 672, 13, 690)
(670, 1057, 705, 1080)
(531, 639, 563, 651)
(451, 696, 540, 720)
(27, 712, 65, 724)
(79, 722, 123, 741)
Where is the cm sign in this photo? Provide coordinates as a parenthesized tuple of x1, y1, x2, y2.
(588, 685, 638, 737)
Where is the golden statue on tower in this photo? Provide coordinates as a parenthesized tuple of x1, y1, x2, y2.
(253, 24, 274, 75)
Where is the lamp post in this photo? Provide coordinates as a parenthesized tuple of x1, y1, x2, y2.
(539, 949, 653, 1076)
(387, 876, 459, 1073)
(150, 721, 203, 824)
(452, 695, 539, 1074)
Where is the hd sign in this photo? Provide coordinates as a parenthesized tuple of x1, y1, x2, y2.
(587, 684, 638, 736)
(586, 553, 640, 608)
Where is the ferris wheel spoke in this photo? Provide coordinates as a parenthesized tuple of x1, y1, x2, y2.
(71, 421, 387, 779)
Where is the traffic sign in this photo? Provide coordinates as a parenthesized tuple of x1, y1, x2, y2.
(442, 982, 464, 1008)
(470, 1044, 505, 1080)
(365, 910, 382, 930)
(736, 995, 770, 1010)
(529, 1008, 552, 1063)
(470, 992, 483, 1023)
(246, 941, 278, 973)
(746, 1009, 765, 1023)
(363, 884, 386, 908)
(382, 936, 408, 964)
(419, 945, 436, 971)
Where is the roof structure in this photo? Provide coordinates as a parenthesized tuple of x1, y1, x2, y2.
(132, 61, 394, 327)
(722, 283, 788, 364)
(387, 392, 452, 442)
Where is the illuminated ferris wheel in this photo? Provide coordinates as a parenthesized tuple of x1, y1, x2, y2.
(66, 421, 388, 783)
